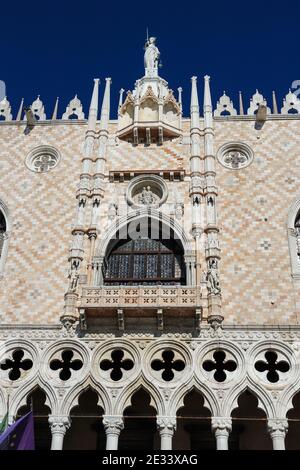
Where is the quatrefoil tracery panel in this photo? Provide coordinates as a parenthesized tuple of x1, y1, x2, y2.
(50, 349, 83, 381)
(100, 349, 134, 381)
(0, 349, 33, 381)
(254, 350, 290, 383)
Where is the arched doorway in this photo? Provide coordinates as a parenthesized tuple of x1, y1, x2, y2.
(173, 390, 212, 450)
(230, 390, 271, 450)
(119, 389, 158, 450)
(64, 388, 105, 450)
(286, 392, 300, 449)
(17, 387, 51, 450)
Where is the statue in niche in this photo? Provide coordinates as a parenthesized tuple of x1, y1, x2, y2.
(68, 270, 79, 292)
(206, 259, 220, 295)
(144, 37, 160, 71)
(138, 186, 156, 205)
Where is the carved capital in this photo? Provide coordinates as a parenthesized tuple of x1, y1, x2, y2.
(103, 416, 124, 435)
(267, 418, 288, 436)
(49, 416, 71, 435)
(211, 417, 232, 434)
(157, 417, 176, 435)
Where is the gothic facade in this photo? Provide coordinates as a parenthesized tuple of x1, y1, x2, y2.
(1, 39, 300, 450)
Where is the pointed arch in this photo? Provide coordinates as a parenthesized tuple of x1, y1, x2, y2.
(60, 379, 109, 416)
(169, 381, 220, 417)
(10, 381, 56, 418)
(223, 378, 275, 418)
(115, 379, 163, 416)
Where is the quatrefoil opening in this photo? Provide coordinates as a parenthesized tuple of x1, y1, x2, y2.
(100, 349, 134, 381)
(50, 349, 83, 381)
(254, 351, 290, 383)
(0, 349, 33, 381)
(151, 349, 185, 381)
(202, 350, 237, 382)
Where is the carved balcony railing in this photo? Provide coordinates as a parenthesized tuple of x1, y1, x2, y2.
(79, 286, 202, 311)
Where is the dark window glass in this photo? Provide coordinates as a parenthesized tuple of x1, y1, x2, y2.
(104, 232, 185, 286)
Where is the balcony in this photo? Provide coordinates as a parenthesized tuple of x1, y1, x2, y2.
(79, 286, 203, 331)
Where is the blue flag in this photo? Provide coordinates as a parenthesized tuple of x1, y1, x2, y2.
(0, 411, 35, 450)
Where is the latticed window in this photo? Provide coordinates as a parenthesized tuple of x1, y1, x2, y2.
(104, 236, 186, 286)
(0, 211, 6, 259)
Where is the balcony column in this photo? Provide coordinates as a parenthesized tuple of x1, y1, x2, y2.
(211, 417, 232, 450)
(103, 416, 124, 450)
(49, 416, 71, 450)
(157, 418, 176, 450)
(268, 419, 288, 450)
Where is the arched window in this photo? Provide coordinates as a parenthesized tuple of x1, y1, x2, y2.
(103, 229, 186, 286)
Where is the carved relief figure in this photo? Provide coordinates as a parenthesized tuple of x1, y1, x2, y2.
(206, 259, 221, 295)
(138, 186, 156, 205)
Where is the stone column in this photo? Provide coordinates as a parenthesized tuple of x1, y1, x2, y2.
(267, 419, 288, 450)
(211, 417, 232, 450)
(157, 418, 176, 450)
(103, 416, 124, 450)
(49, 416, 71, 450)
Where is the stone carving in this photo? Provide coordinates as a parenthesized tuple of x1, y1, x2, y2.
(25, 96, 46, 121)
(224, 151, 247, 169)
(157, 417, 176, 433)
(103, 416, 124, 433)
(49, 416, 71, 435)
(62, 95, 85, 120)
(281, 90, 300, 114)
(267, 418, 288, 435)
(0, 97, 12, 121)
(211, 417, 232, 433)
(214, 92, 237, 117)
(206, 259, 221, 295)
(247, 90, 271, 115)
(138, 186, 157, 205)
(26, 146, 60, 173)
(144, 37, 160, 75)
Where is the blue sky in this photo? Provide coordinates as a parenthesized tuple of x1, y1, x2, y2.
(1, 0, 299, 118)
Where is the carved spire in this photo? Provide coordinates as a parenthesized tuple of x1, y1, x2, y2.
(100, 78, 111, 131)
(16, 98, 24, 121)
(190, 76, 200, 129)
(51, 97, 59, 120)
(203, 75, 213, 128)
(84, 79, 100, 156)
(98, 78, 111, 159)
(239, 91, 244, 115)
(272, 91, 278, 114)
(88, 79, 100, 130)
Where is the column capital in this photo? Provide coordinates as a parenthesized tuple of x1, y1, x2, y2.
(103, 416, 124, 435)
(267, 418, 288, 435)
(48, 416, 71, 435)
(157, 417, 176, 434)
(211, 417, 232, 433)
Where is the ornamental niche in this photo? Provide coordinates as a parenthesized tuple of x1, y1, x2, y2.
(126, 175, 168, 208)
